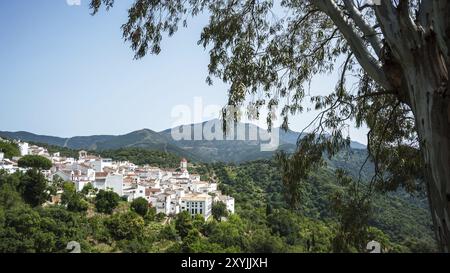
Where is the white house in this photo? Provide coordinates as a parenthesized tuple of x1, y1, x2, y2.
(123, 185, 146, 202)
(153, 193, 172, 215)
(180, 193, 212, 219)
(93, 172, 108, 191)
(105, 174, 124, 196)
(216, 195, 235, 214)
(18, 142, 29, 156)
(91, 158, 113, 172)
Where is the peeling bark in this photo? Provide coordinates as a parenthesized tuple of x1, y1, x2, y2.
(403, 34, 450, 251)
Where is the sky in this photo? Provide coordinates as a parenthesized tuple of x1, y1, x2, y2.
(0, 0, 368, 144)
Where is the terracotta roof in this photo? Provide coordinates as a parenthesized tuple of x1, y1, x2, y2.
(95, 172, 108, 178)
(145, 188, 161, 196)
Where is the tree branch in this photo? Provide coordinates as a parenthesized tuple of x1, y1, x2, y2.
(314, 0, 391, 90)
(342, 0, 383, 58)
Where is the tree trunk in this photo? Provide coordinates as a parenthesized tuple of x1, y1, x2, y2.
(404, 39, 450, 252)
(415, 91, 450, 252)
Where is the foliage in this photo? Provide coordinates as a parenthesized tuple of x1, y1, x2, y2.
(325, 170, 373, 252)
(211, 201, 228, 221)
(95, 190, 120, 214)
(174, 211, 193, 239)
(61, 182, 88, 213)
(130, 197, 149, 217)
(105, 211, 145, 241)
(88, 0, 448, 249)
(0, 140, 20, 159)
(0, 157, 437, 253)
(18, 155, 52, 170)
(20, 169, 50, 207)
(211, 159, 437, 252)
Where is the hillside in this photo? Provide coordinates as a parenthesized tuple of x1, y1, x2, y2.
(206, 160, 436, 251)
(0, 129, 200, 162)
(2, 142, 434, 252)
(30, 141, 435, 250)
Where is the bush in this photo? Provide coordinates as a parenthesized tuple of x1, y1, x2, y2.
(18, 155, 52, 170)
(95, 190, 120, 214)
(106, 212, 145, 240)
(0, 141, 20, 159)
(130, 197, 149, 217)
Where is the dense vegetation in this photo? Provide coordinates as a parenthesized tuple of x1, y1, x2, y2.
(210, 160, 435, 251)
(0, 139, 20, 159)
(0, 143, 437, 253)
(18, 155, 52, 170)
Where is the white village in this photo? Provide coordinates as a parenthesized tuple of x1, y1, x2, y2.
(0, 138, 234, 220)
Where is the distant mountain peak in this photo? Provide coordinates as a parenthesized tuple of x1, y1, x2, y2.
(0, 121, 366, 163)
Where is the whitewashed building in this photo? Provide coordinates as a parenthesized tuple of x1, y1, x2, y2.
(18, 142, 29, 156)
(180, 193, 213, 219)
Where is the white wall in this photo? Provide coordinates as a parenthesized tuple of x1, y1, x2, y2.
(105, 174, 124, 196)
(226, 198, 235, 214)
(91, 159, 112, 172)
(19, 142, 29, 156)
(75, 181, 90, 192)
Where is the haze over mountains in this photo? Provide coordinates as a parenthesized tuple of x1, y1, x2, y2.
(0, 119, 366, 163)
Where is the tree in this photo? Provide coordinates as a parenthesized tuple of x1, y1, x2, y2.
(18, 155, 52, 170)
(155, 212, 166, 222)
(130, 197, 149, 217)
(212, 201, 228, 222)
(20, 169, 50, 207)
(61, 182, 88, 213)
(90, 0, 450, 251)
(0, 140, 20, 159)
(175, 211, 194, 239)
(106, 211, 145, 240)
(95, 190, 120, 214)
(267, 209, 300, 244)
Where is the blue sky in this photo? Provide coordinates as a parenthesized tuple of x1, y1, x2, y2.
(0, 0, 368, 144)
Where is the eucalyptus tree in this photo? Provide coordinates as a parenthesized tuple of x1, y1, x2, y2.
(89, 0, 450, 251)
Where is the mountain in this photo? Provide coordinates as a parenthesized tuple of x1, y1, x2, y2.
(278, 128, 366, 150)
(0, 131, 115, 150)
(0, 129, 199, 161)
(0, 120, 366, 163)
(160, 120, 284, 162)
(93, 129, 201, 161)
(160, 119, 366, 162)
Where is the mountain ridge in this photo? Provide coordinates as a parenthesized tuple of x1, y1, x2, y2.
(0, 120, 366, 163)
